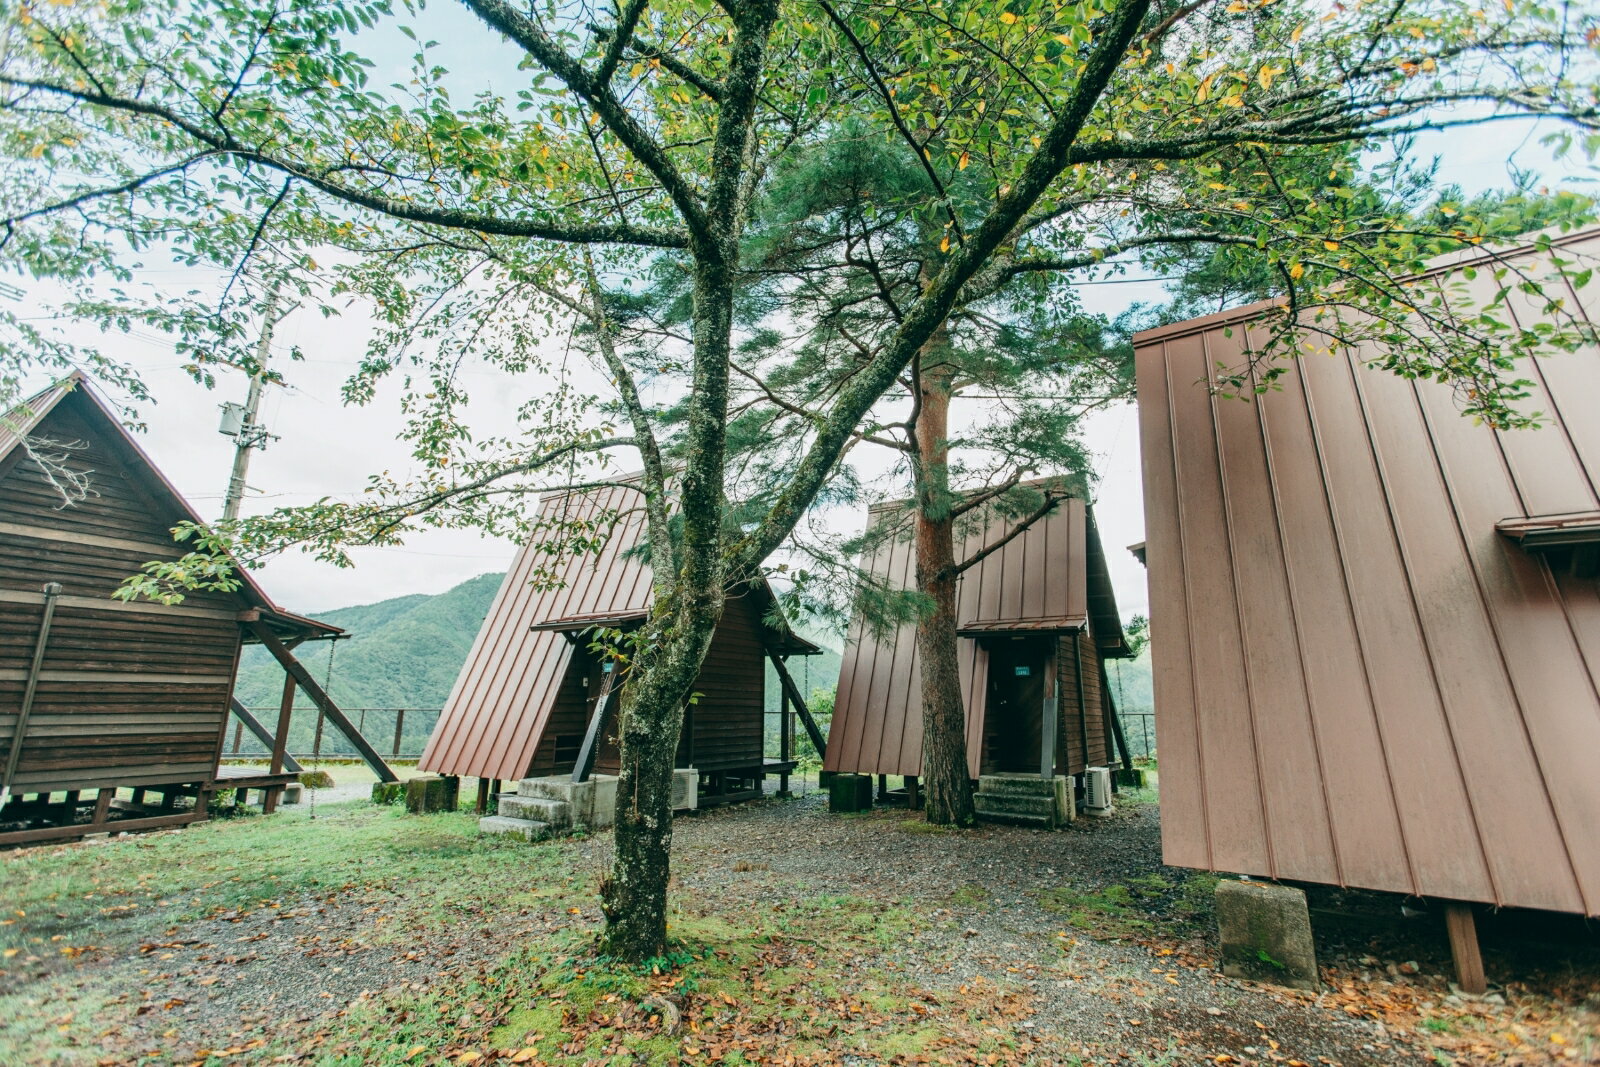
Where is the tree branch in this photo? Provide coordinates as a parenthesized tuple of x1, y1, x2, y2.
(0, 75, 691, 249)
(460, 0, 713, 246)
(952, 488, 1063, 575)
(730, 0, 1154, 578)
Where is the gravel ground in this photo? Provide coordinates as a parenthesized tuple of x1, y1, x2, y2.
(14, 790, 1599, 1065)
(650, 796, 1441, 1065)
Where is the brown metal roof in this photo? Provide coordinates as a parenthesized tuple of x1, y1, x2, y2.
(0, 373, 341, 642)
(419, 480, 817, 781)
(824, 484, 1125, 777)
(1134, 226, 1600, 916)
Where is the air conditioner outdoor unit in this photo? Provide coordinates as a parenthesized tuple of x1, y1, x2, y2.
(1083, 767, 1113, 813)
(671, 768, 699, 811)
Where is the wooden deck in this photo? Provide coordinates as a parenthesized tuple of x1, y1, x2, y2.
(0, 763, 300, 848)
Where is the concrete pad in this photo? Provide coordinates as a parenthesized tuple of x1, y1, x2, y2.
(404, 775, 459, 814)
(1215, 879, 1319, 991)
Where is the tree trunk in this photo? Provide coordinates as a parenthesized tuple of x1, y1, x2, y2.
(911, 342, 976, 826)
(599, 230, 740, 962)
(597, 605, 720, 960)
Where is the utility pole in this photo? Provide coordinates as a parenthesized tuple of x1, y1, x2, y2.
(220, 294, 280, 521)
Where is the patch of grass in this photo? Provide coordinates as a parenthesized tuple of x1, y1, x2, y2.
(1038, 884, 1154, 940)
(1038, 871, 1219, 942)
(4, 807, 1063, 1066)
(950, 883, 991, 908)
(898, 817, 953, 834)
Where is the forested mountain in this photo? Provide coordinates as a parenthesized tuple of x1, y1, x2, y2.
(235, 572, 506, 711)
(229, 572, 845, 759)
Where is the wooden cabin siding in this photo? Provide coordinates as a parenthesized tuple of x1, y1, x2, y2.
(1133, 227, 1600, 914)
(683, 594, 766, 771)
(1056, 627, 1107, 775)
(525, 649, 597, 777)
(0, 394, 243, 794)
(522, 595, 770, 779)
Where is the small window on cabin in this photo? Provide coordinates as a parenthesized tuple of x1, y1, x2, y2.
(553, 735, 580, 764)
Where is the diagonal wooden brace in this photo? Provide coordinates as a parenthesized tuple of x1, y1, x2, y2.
(768, 652, 826, 758)
(246, 621, 399, 783)
(227, 698, 303, 773)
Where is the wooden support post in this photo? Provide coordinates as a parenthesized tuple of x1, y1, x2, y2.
(475, 777, 491, 814)
(231, 695, 304, 774)
(1104, 683, 1136, 785)
(906, 775, 921, 810)
(778, 658, 794, 797)
(877, 774, 889, 801)
(91, 787, 113, 827)
(262, 786, 281, 815)
(63, 790, 80, 807)
(247, 622, 399, 782)
(130, 788, 145, 807)
(232, 719, 244, 756)
(1444, 903, 1487, 995)
(392, 709, 406, 760)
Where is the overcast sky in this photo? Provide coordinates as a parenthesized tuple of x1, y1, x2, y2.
(11, 7, 1594, 627)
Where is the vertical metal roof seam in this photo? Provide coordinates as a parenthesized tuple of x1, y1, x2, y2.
(1544, 566, 1600, 721)
(1293, 340, 1420, 898)
(1341, 341, 1504, 908)
(1405, 370, 1590, 915)
(1204, 327, 1280, 881)
(1551, 271, 1600, 505)
(874, 525, 912, 773)
(1245, 322, 1347, 889)
(1163, 343, 1216, 872)
(1500, 276, 1600, 512)
(470, 559, 553, 777)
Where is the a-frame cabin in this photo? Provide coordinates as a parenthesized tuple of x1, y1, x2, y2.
(0, 374, 396, 846)
(824, 480, 1133, 823)
(421, 480, 823, 819)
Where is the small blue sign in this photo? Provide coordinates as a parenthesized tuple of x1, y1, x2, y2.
(1014, 665, 1031, 676)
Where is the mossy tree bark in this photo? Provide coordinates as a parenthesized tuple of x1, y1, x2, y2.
(908, 332, 977, 826)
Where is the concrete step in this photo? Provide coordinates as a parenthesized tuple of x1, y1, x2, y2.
(499, 794, 571, 827)
(516, 776, 569, 800)
(478, 815, 552, 841)
(978, 773, 1065, 798)
(972, 793, 1062, 825)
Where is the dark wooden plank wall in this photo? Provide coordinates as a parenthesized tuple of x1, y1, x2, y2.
(1057, 627, 1108, 775)
(0, 397, 242, 794)
(681, 592, 766, 770)
(524, 593, 769, 778)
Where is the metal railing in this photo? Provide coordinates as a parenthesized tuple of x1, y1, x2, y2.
(1119, 710, 1155, 760)
(224, 706, 443, 762)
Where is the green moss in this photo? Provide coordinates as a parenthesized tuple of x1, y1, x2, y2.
(1038, 884, 1154, 939)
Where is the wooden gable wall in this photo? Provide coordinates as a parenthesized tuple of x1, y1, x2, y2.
(523, 590, 770, 779)
(0, 393, 244, 794)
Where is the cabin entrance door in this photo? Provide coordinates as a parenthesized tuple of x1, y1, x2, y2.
(982, 637, 1056, 776)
